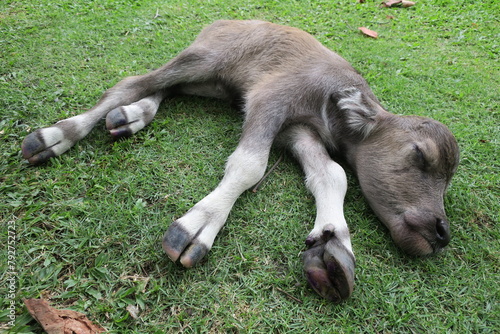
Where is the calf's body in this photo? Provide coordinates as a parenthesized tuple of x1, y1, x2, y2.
(21, 20, 459, 302)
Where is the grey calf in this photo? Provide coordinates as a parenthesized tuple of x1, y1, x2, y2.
(21, 20, 459, 302)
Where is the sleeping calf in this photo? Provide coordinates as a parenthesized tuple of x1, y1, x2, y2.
(21, 20, 460, 302)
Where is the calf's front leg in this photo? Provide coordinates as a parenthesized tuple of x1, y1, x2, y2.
(162, 98, 286, 267)
(288, 126, 355, 302)
(162, 144, 270, 267)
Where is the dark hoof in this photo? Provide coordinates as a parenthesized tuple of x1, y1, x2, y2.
(179, 243, 209, 268)
(106, 107, 134, 138)
(303, 238, 355, 303)
(162, 221, 209, 268)
(162, 222, 192, 261)
(106, 107, 128, 129)
(21, 131, 56, 164)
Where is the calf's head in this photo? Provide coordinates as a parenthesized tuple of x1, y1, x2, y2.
(335, 89, 460, 256)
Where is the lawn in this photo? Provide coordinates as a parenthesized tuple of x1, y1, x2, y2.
(1, 0, 498, 333)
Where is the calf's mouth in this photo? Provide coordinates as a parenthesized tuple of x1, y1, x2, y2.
(387, 210, 451, 256)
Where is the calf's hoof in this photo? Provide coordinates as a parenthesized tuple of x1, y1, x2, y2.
(303, 237, 355, 303)
(162, 221, 209, 268)
(22, 126, 74, 164)
(22, 130, 56, 164)
(106, 104, 151, 138)
(106, 107, 135, 138)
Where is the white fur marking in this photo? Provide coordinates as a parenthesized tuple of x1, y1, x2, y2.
(39, 127, 74, 156)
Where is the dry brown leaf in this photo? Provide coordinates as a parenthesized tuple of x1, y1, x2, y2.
(24, 299, 106, 334)
(358, 27, 378, 39)
(381, 0, 415, 8)
(381, 0, 402, 7)
(402, 0, 416, 7)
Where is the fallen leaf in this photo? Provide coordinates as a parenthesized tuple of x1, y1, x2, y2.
(402, 0, 416, 7)
(24, 299, 106, 334)
(119, 274, 150, 293)
(358, 27, 378, 39)
(126, 305, 140, 320)
(381, 0, 402, 7)
(381, 0, 415, 7)
(386, 14, 396, 19)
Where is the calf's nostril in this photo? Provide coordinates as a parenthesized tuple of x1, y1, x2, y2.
(435, 219, 451, 246)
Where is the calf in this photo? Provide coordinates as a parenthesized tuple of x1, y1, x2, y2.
(21, 20, 459, 302)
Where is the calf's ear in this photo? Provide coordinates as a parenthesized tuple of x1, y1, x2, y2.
(331, 88, 385, 138)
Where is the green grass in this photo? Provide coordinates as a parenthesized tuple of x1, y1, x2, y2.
(1, 0, 498, 332)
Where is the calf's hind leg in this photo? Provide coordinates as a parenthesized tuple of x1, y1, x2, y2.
(21, 74, 166, 164)
(287, 126, 355, 302)
(21, 47, 219, 164)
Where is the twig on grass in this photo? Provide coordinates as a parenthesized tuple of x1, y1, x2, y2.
(153, 8, 160, 19)
(274, 286, 303, 304)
